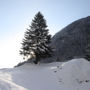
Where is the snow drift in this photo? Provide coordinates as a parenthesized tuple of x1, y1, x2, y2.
(0, 58, 90, 90)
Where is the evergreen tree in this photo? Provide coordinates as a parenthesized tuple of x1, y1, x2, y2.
(20, 12, 52, 64)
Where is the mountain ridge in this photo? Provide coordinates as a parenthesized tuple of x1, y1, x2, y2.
(51, 16, 90, 61)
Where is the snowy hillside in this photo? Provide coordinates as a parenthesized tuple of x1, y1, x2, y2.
(0, 58, 90, 90)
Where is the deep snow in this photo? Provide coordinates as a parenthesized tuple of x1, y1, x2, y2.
(0, 58, 90, 90)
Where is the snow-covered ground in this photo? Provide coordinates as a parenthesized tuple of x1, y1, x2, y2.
(0, 58, 90, 90)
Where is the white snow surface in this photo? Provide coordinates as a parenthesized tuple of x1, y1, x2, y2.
(0, 58, 90, 90)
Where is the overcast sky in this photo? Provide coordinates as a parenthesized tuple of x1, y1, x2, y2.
(0, 0, 90, 68)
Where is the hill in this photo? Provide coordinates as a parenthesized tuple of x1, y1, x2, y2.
(51, 16, 90, 61)
(0, 58, 90, 90)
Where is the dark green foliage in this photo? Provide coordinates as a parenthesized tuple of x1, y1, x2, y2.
(20, 12, 53, 64)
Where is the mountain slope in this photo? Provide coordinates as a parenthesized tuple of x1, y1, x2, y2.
(51, 16, 90, 61)
(0, 58, 90, 90)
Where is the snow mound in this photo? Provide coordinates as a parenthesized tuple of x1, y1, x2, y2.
(0, 58, 90, 90)
(56, 58, 90, 90)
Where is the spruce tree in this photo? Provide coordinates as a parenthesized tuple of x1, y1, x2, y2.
(20, 12, 52, 64)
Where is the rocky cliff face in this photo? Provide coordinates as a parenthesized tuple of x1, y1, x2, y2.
(51, 16, 90, 61)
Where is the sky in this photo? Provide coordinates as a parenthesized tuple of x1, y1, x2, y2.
(0, 0, 90, 68)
